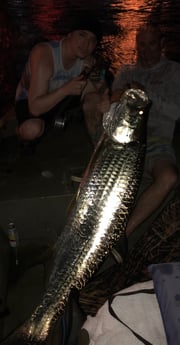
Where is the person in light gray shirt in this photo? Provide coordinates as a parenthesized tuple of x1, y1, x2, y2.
(100, 24, 180, 237)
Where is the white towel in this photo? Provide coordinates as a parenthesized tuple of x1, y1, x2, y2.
(82, 280, 167, 345)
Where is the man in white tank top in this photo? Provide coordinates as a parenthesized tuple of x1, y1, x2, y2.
(15, 15, 106, 147)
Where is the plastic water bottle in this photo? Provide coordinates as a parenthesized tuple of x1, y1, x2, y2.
(8, 222, 19, 266)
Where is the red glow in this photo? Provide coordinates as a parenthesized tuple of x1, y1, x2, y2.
(108, 0, 156, 71)
(31, 0, 63, 40)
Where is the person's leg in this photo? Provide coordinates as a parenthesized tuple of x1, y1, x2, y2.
(15, 100, 45, 142)
(17, 118, 45, 142)
(16, 118, 45, 155)
(82, 92, 103, 146)
(126, 159, 179, 236)
(82, 77, 108, 146)
(16, 97, 83, 142)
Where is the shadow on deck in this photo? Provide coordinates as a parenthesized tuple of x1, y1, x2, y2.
(0, 116, 93, 339)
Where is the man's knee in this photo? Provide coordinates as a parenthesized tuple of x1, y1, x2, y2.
(164, 168, 179, 189)
(18, 118, 45, 141)
(82, 92, 100, 113)
(155, 163, 179, 190)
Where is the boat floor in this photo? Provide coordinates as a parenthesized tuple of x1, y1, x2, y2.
(0, 114, 180, 340)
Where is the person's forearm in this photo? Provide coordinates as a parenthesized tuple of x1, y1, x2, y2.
(29, 85, 68, 116)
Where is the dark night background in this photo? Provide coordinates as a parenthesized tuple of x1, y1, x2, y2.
(0, 3, 180, 338)
(1, 0, 180, 113)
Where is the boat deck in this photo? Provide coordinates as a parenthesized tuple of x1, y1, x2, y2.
(0, 116, 93, 237)
(0, 115, 94, 340)
(0, 113, 180, 341)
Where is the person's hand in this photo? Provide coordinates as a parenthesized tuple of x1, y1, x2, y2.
(97, 89, 111, 113)
(83, 55, 96, 72)
(62, 76, 88, 96)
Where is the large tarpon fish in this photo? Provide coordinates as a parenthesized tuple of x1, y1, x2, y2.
(1, 88, 149, 344)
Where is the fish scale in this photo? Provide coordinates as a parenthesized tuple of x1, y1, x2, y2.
(0, 88, 149, 344)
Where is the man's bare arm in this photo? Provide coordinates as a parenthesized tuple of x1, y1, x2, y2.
(28, 44, 87, 116)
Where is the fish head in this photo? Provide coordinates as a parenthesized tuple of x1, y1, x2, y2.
(103, 88, 150, 144)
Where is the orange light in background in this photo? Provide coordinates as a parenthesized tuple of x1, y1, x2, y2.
(108, 0, 156, 72)
(31, 0, 63, 40)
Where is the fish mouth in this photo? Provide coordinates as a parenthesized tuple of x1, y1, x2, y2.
(103, 88, 149, 144)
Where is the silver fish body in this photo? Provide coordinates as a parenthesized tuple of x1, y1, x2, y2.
(1, 89, 149, 344)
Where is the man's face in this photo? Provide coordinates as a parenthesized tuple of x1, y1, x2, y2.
(70, 30, 97, 58)
(136, 29, 162, 68)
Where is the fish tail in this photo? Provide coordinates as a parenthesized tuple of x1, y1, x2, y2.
(0, 315, 54, 345)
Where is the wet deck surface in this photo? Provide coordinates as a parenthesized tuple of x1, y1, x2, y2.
(0, 119, 92, 199)
(0, 117, 94, 339)
(0, 115, 180, 340)
(0, 118, 93, 238)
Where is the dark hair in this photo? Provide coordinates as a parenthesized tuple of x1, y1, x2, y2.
(70, 14, 103, 43)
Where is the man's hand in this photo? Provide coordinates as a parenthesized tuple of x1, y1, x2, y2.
(83, 55, 96, 71)
(62, 76, 88, 96)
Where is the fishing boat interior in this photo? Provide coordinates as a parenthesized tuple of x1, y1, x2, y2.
(0, 92, 180, 345)
(1, 2, 180, 344)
